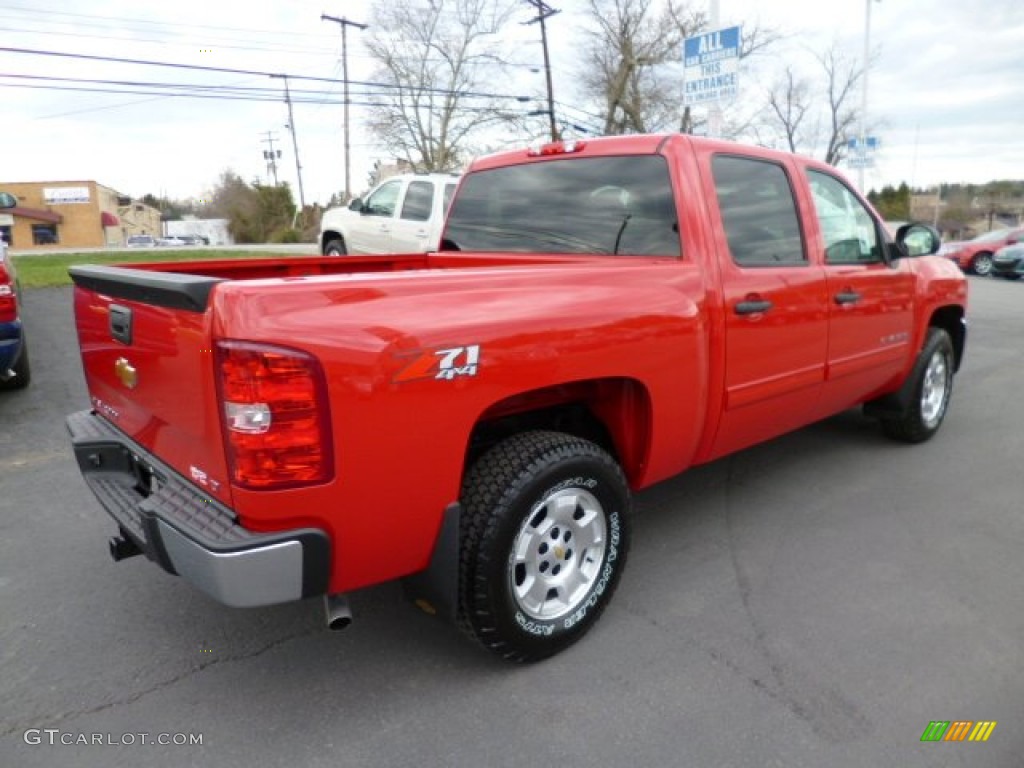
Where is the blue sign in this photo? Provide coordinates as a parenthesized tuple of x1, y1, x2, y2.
(683, 26, 741, 105)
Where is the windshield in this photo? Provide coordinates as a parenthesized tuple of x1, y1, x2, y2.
(441, 156, 680, 257)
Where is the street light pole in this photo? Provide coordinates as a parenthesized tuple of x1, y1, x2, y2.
(322, 14, 368, 202)
(858, 0, 878, 192)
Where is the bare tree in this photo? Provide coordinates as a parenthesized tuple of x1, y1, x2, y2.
(763, 67, 811, 153)
(756, 42, 862, 165)
(364, 0, 520, 171)
(580, 0, 703, 135)
(818, 45, 861, 166)
(580, 1, 783, 137)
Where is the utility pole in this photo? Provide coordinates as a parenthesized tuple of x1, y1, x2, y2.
(522, 0, 560, 142)
(322, 13, 368, 202)
(274, 75, 306, 211)
(261, 131, 281, 186)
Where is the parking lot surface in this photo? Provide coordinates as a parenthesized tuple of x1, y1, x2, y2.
(1, 278, 1022, 767)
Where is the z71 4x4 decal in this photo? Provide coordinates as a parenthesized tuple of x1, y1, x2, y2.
(394, 344, 481, 383)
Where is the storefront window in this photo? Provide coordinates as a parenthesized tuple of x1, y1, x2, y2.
(32, 225, 59, 245)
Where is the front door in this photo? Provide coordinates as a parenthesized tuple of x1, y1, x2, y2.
(806, 170, 916, 413)
(349, 179, 402, 254)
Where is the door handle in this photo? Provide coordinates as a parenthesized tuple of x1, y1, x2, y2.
(834, 291, 861, 305)
(735, 299, 773, 315)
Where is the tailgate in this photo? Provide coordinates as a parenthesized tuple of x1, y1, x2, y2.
(69, 265, 233, 506)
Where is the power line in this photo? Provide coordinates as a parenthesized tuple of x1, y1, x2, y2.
(0, 46, 533, 102)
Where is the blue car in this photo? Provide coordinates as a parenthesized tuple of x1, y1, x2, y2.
(1, 191, 30, 391)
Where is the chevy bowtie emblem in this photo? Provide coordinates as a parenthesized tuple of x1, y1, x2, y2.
(114, 357, 138, 389)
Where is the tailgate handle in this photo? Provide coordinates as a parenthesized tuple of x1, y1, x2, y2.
(109, 304, 133, 345)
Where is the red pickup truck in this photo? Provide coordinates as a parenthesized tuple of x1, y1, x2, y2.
(67, 134, 967, 662)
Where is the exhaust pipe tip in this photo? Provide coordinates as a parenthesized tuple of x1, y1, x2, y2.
(324, 593, 353, 631)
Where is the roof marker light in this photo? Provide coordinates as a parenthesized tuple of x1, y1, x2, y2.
(527, 140, 587, 157)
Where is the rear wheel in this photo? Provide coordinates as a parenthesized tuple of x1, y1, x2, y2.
(323, 237, 347, 256)
(881, 328, 953, 443)
(970, 252, 993, 276)
(0, 336, 30, 391)
(458, 431, 631, 662)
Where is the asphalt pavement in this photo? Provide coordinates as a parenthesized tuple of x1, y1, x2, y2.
(1, 278, 1022, 767)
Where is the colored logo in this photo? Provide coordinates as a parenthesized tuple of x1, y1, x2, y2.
(394, 344, 481, 382)
(921, 721, 997, 742)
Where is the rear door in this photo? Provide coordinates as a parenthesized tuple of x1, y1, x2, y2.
(806, 169, 916, 411)
(704, 153, 830, 459)
(389, 179, 436, 252)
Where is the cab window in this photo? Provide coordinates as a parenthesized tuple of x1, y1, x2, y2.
(711, 155, 805, 267)
(807, 170, 883, 264)
(364, 180, 402, 217)
(400, 181, 434, 222)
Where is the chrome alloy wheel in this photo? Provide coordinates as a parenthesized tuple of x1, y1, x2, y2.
(509, 487, 607, 621)
(920, 348, 950, 429)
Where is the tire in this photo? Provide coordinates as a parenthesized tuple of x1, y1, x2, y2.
(970, 252, 993, 276)
(323, 237, 347, 256)
(880, 328, 953, 443)
(458, 431, 631, 662)
(0, 336, 30, 391)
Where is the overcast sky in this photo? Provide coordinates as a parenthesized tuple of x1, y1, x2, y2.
(1, 0, 1022, 205)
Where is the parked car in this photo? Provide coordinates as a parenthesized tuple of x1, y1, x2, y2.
(938, 227, 1024, 276)
(319, 173, 460, 256)
(157, 236, 187, 247)
(125, 234, 157, 248)
(0, 191, 31, 390)
(178, 234, 207, 246)
(990, 242, 1024, 280)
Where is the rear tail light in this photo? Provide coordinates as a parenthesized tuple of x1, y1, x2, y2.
(0, 263, 16, 323)
(214, 340, 333, 490)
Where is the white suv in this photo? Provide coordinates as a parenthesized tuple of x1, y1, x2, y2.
(319, 173, 460, 256)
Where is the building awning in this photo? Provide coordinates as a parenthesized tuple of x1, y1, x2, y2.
(11, 206, 62, 224)
(101, 211, 120, 227)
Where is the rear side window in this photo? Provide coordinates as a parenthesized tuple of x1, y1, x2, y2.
(711, 155, 805, 266)
(400, 181, 434, 222)
(442, 156, 680, 257)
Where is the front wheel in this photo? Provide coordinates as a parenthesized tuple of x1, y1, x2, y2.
(323, 237, 347, 256)
(970, 252, 993, 276)
(458, 431, 631, 662)
(881, 328, 954, 443)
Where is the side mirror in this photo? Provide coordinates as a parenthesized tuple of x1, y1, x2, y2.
(348, 198, 363, 212)
(0, 192, 17, 209)
(895, 222, 941, 258)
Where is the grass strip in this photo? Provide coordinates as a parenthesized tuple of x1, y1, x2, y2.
(12, 249, 302, 288)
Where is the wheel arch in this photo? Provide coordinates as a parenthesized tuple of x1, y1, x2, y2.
(320, 229, 345, 253)
(464, 377, 653, 488)
(928, 304, 965, 372)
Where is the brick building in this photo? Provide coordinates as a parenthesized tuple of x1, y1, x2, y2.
(0, 180, 161, 250)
